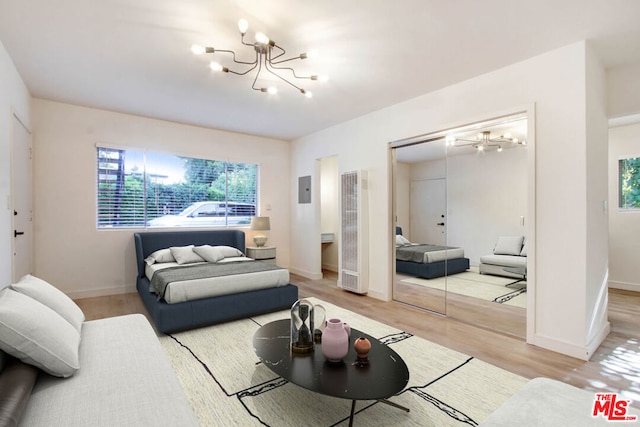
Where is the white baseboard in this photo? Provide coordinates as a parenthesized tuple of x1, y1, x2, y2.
(608, 280, 640, 292)
(321, 263, 338, 272)
(289, 267, 323, 280)
(67, 284, 137, 300)
(530, 320, 610, 361)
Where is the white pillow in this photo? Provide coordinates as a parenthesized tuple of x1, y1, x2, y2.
(493, 236, 525, 256)
(0, 288, 81, 378)
(144, 248, 175, 265)
(520, 239, 528, 257)
(213, 246, 244, 258)
(395, 235, 411, 247)
(193, 245, 225, 263)
(170, 245, 205, 265)
(11, 275, 85, 333)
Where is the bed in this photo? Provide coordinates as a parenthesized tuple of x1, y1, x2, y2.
(395, 226, 469, 279)
(134, 229, 298, 333)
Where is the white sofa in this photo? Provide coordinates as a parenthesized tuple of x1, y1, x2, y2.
(480, 377, 640, 426)
(479, 235, 527, 279)
(0, 276, 198, 427)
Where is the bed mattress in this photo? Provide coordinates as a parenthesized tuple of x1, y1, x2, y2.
(396, 244, 465, 263)
(145, 257, 290, 304)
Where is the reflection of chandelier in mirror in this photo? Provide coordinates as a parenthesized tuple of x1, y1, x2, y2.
(447, 131, 526, 152)
(190, 19, 327, 97)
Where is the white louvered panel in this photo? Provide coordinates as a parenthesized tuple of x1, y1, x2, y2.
(338, 170, 368, 294)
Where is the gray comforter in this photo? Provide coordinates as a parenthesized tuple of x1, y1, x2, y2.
(150, 261, 283, 299)
(396, 244, 456, 263)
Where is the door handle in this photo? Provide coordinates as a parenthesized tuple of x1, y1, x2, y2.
(14, 230, 24, 237)
(436, 223, 445, 226)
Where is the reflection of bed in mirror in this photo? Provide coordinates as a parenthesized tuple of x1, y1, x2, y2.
(395, 227, 469, 279)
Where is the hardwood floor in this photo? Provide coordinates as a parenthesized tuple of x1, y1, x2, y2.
(75, 272, 640, 409)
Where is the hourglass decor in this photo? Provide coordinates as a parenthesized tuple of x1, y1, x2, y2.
(290, 299, 315, 353)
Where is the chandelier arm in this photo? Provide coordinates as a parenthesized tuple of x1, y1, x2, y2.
(227, 62, 259, 76)
(269, 44, 286, 61)
(264, 62, 304, 91)
(268, 62, 312, 80)
(270, 56, 305, 65)
(251, 58, 263, 91)
(213, 49, 257, 66)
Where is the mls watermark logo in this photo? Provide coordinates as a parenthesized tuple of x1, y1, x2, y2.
(592, 393, 638, 422)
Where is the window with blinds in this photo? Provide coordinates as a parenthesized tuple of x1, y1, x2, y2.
(97, 146, 258, 228)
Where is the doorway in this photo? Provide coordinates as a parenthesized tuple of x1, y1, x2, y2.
(11, 112, 33, 281)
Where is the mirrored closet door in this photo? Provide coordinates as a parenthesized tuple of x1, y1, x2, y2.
(392, 113, 528, 338)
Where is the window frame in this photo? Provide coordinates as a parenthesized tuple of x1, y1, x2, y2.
(96, 145, 259, 229)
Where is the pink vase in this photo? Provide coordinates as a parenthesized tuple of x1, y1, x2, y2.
(321, 318, 351, 362)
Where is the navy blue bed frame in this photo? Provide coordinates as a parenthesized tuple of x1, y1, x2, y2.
(134, 230, 298, 334)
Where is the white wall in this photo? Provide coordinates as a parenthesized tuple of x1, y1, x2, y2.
(32, 99, 291, 298)
(291, 41, 609, 360)
(607, 62, 640, 119)
(0, 41, 31, 288)
(608, 122, 640, 292)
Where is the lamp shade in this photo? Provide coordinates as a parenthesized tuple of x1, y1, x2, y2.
(251, 216, 270, 231)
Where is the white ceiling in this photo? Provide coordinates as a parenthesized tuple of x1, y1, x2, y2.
(1, 0, 639, 141)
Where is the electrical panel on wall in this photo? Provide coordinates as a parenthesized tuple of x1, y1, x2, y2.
(338, 170, 369, 294)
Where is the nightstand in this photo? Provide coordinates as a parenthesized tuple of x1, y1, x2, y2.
(246, 246, 276, 264)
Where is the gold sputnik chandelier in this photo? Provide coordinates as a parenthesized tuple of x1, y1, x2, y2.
(191, 19, 327, 97)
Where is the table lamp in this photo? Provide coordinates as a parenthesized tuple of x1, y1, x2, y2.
(250, 216, 270, 247)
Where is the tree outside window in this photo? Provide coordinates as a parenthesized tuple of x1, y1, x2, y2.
(619, 157, 640, 210)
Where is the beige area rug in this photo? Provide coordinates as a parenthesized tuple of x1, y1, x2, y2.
(160, 298, 528, 426)
(402, 271, 527, 309)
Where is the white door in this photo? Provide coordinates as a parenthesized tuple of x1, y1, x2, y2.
(410, 178, 446, 245)
(11, 114, 33, 282)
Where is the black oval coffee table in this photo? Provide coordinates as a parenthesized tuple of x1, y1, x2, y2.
(253, 319, 410, 426)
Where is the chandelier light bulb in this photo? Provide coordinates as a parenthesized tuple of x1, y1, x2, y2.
(238, 18, 249, 35)
(267, 86, 278, 94)
(306, 49, 319, 59)
(497, 146, 503, 152)
(209, 61, 223, 72)
(477, 145, 484, 151)
(318, 74, 329, 82)
(255, 32, 269, 45)
(191, 44, 206, 55)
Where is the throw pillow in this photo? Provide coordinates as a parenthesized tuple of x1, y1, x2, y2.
(493, 236, 525, 256)
(11, 275, 85, 333)
(395, 235, 411, 247)
(520, 239, 528, 256)
(213, 246, 244, 258)
(144, 248, 175, 265)
(170, 245, 205, 265)
(0, 289, 81, 378)
(193, 245, 225, 263)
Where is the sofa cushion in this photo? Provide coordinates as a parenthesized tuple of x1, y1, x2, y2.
(19, 314, 199, 427)
(480, 377, 640, 426)
(11, 275, 85, 333)
(493, 236, 524, 256)
(480, 254, 527, 269)
(520, 239, 528, 256)
(0, 352, 39, 427)
(0, 289, 80, 378)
